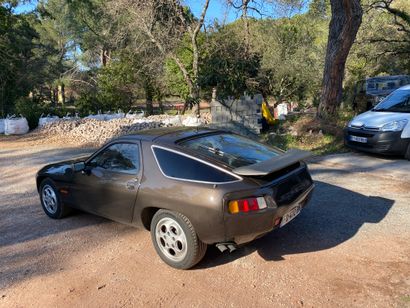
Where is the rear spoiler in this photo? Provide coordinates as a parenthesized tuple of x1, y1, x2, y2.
(232, 149, 312, 176)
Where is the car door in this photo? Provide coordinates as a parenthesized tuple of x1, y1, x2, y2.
(72, 141, 142, 223)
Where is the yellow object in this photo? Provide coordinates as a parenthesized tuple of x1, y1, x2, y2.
(228, 201, 239, 214)
(262, 101, 276, 125)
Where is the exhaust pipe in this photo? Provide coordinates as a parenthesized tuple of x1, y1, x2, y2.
(227, 244, 237, 252)
(216, 242, 237, 253)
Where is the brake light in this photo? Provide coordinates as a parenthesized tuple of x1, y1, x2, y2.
(228, 197, 267, 214)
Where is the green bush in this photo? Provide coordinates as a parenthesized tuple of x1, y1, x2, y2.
(75, 92, 101, 116)
(14, 97, 45, 129)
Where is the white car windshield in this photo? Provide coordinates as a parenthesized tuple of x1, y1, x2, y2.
(373, 90, 410, 113)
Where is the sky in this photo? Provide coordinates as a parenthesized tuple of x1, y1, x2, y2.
(14, 0, 309, 23)
(187, 0, 237, 24)
(14, 0, 236, 22)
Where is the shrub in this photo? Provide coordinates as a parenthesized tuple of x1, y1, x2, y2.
(75, 92, 101, 116)
(14, 97, 45, 129)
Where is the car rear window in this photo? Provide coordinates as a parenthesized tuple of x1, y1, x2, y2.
(179, 133, 280, 168)
(152, 147, 239, 183)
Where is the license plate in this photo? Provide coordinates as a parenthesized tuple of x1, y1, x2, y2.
(280, 205, 302, 227)
(349, 135, 367, 143)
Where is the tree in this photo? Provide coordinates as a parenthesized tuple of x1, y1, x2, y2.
(200, 24, 261, 98)
(317, 0, 363, 119)
(109, 0, 211, 115)
(0, 2, 65, 116)
(60, 0, 118, 68)
(367, 0, 410, 59)
(245, 14, 326, 105)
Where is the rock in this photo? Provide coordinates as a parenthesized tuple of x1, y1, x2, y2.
(32, 113, 212, 147)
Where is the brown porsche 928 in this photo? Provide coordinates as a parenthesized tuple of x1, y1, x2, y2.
(36, 128, 314, 269)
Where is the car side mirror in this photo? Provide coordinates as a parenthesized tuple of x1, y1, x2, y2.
(73, 162, 86, 173)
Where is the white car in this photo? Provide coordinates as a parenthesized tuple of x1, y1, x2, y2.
(345, 84, 410, 160)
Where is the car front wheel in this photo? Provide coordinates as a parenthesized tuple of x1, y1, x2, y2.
(40, 179, 70, 219)
(150, 210, 207, 269)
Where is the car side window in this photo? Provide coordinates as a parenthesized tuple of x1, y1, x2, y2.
(89, 143, 140, 175)
(153, 147, 239, 183)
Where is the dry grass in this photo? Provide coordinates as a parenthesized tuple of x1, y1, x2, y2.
(263, 111, 355, 155)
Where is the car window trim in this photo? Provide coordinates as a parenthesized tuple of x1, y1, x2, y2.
(87, 141, 142, 176)
(151, 145, 243, 185)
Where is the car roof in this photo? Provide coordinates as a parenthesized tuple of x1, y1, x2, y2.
(116, 127, 225, 144)
(397, 84, 410, 91)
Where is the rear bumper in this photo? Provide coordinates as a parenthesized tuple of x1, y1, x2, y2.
(344, 128, 410, 155)
(223, 184, 314, 245)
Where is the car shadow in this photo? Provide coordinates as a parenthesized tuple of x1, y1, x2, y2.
(0, 192, 110, 248)
(196, 180, 394, 269)
(0, 191, 138, 289)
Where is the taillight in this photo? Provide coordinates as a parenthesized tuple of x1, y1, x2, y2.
(228, 197, 267, 214)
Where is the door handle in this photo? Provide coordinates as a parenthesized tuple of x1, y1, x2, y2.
(126, 178, 139, 190)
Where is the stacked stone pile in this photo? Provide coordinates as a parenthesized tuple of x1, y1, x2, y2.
(33, 113, 212, 146)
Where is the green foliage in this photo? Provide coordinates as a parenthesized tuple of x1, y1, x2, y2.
(96, 59, 136, 112)
(200, 26, 261, 98)
(251, 15, 327, 105)
(3, 0, 410, 123)
(343, 0, 410, 109)
(74, 91, 100, 116)
(164, 36, 192, 99)
(14, 97, 45, 129)
(0, 3, 68, 117)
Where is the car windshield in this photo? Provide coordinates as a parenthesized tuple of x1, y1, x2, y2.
(373, 90, 410, 113)
(179, 133, 280, 168)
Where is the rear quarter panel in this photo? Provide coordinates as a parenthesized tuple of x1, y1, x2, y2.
(133, 141, 257, 244)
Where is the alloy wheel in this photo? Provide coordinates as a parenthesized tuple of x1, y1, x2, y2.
(155, 217, 188, 262)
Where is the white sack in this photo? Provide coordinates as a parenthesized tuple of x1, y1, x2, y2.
(0, 119, 5, 134)
(5, 116, 29, 135)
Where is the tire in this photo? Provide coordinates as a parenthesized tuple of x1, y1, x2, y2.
(150, 209, 207, 269)
(39, 178, 71, 219)
(405, 144, 410, 161)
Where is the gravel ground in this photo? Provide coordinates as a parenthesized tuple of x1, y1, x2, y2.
(0, 137, 409, 307)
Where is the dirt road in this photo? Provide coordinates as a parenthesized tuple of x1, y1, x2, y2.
(1, 138, 409, 307)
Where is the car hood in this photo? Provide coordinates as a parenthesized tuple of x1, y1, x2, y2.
(37, 155, 89, 177)
(350, 111, 410, 128)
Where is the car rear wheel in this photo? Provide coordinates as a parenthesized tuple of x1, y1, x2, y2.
(40, 179, 70, 219)
(405, 143, 410, 160)
(150, 210, 207, 269)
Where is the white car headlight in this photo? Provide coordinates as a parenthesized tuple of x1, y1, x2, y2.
(380, 119, 408, 132)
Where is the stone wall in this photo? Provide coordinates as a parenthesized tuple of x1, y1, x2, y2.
(210, 94, 263, 134)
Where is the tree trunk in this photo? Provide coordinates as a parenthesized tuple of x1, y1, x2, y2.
(144, 82, 154, 116)
(317, 0, 362, 119)
(242, 0, 251, 55)
(192, 88, 200, 116)
(101, 48, 110, 67)
(58, 83, 65, 105)
(52, 87, 58, 106)
(158, 100, 164, 114)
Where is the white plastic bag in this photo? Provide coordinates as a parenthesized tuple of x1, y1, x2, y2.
(125, 110, 144, 119)
(104, 111, 120, 121)
(0, 118, 5, 134)
(182, 116, 203, 127)
(86, 110, 105, 121)
(162, 115, 182, 126)
(5, 115, 29, 135)
(38, 114, 60, 127)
